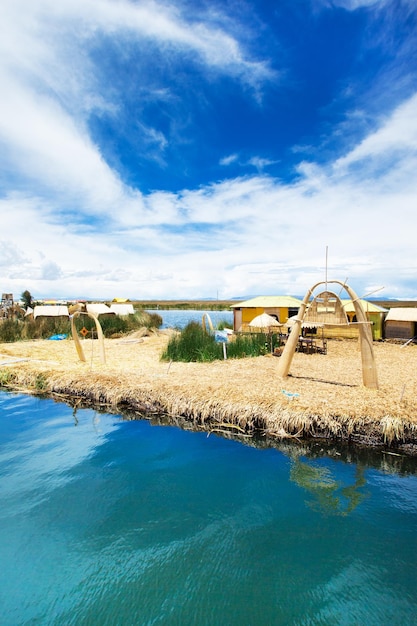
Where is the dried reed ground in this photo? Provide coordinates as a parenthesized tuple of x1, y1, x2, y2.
(1, 332, 417, 449)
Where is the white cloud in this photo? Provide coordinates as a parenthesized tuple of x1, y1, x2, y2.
(40, 262, 63, 281)
(220, 154, 239, 166)
(1, 1, 416, 300)
(3, 89, 417, 299)
(0, 0, 274, 234)
(1, 0, 272, 89)
(340, 1, 382, 7)
(0, 75, 141, 222)
(333, 93, 417, 171)
(319, 0, 387, 9)
(247, 156, 278, 171)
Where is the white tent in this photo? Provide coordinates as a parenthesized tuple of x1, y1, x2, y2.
(33, 305, 69, 319)
(86, 303, 114, 316)
(249, 313, 283, 329)
(109, 303, 135, 316)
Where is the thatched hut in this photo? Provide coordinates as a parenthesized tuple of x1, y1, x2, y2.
(384, 308, 417, 341)
(109, 303, 135, 316)
(231, 296, 302, 332)
(304, 291, 348, 325)
(86, 303, 115, 318)
(341, 299, 387, 340)
(33, 305, 69, 319)
(303, 293, 387, 340)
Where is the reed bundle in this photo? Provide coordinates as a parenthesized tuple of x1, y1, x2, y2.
(1, 332, 417, 452)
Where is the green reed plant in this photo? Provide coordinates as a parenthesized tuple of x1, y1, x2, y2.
(0, 310, 162, 342)
(145, 312, 163, 329)
(0, 320, 21, 343)
(226, 333, 271, 358)
(74, 311, 162, 337)
(0, 369, 14, 386)
(0, 317, 72, 341)
(162, 322, 222, 362)
(161, 323, 273, 362)
(216, 319, 233, 331)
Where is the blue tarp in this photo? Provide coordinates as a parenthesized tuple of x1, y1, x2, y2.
(48, 334, 67, 341)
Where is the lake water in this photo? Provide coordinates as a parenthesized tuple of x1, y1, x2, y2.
(1, 392, 417, 625)
(146, 309, 234, 330)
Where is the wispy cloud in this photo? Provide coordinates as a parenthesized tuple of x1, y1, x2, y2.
(1, 0, 416, 300)
(318, 0, 387, 9)
(247, 156, 278, 172)
(0, 0, 275, 226)
(3, 90, 417, 298)
(220, 154, 239, 166)
(335, 93, 417, 166)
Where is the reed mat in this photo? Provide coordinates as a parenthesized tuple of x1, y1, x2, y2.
(1, 332, 416, 452)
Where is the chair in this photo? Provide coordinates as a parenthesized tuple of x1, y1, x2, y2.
(316, 339, 327, 355)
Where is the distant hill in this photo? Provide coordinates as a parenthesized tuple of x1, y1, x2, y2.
(373, 300, 417, 309)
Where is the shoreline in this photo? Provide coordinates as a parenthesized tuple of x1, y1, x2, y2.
(1, 332, 417, 455)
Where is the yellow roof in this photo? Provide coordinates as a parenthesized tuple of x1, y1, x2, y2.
(231, 296, 386, 313)
(340, 299, 388, 313)
(231, 296, 303, 309)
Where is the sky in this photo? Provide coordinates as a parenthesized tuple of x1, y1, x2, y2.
(1, 0, 417, 301)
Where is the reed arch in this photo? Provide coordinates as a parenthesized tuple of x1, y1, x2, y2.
(277, 280, 378, 389)
(202, 313, 214, 333)
(70, 310, 106, 364)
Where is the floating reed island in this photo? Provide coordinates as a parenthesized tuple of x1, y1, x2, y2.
(0, 330, 417, 454)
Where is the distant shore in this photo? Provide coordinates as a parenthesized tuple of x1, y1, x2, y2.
(1, 332, 417, 455)
(130, 298, 416, 310)
(131, 299, 238, 310)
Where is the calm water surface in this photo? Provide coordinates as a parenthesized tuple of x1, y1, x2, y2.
(1, 392, 417, 625)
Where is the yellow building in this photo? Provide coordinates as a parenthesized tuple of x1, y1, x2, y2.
(300, 297, 387, 341)
(340, 299, 387, 340)
(231, 296, 303, 332)
(231, 295, 387, 340)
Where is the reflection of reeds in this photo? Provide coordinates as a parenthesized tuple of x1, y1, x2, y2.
(1, 333, 417, 452)
(290, 459, 368, 516)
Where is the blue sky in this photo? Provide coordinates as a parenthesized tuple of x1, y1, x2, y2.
(1, 0, 417, 300)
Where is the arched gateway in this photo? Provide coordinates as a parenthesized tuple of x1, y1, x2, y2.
(277, 280, 378, 389)
(70, 309, 106, 364)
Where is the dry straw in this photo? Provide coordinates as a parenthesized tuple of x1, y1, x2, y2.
(0, 331, 417, 451)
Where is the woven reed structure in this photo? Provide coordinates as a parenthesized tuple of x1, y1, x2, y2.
(277, 280, 379, 389)
(304, 290, 348, 325)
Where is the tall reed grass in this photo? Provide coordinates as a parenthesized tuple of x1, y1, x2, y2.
(0, 311, 162, 342)
(161, 321, 276, 362)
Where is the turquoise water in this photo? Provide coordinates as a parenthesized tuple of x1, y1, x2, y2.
(1, 392, 417, 625)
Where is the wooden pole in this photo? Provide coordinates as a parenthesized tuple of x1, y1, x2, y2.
(277, 285, 314, 379)
(343, 284, 378, 389)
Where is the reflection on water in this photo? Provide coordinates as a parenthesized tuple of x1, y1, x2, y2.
(0, 391, 417, 625)
(289, 454, 367, 516)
